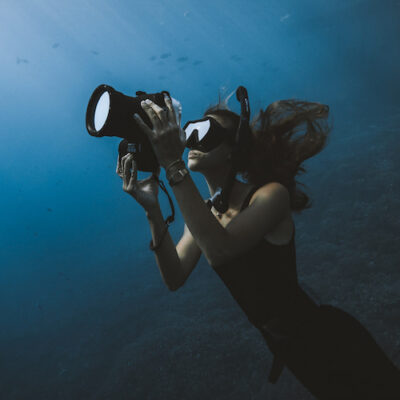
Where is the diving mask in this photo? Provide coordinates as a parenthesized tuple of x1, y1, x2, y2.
(183, 116, 233, 152)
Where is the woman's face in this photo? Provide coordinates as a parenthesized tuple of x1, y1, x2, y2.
(187, 114, 233, 172)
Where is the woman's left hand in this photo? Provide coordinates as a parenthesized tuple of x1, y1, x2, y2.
(133, 94, 186, 169)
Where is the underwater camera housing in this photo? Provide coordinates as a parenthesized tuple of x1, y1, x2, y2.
(86, 84, 172, 172)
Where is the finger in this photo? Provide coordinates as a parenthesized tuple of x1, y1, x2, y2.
(127, 159, 139, 194)
(122, 154, 134, 187)
(129, 157, 138, 183)
(116, 154, 123, 176)
(163, 93, 177, 124)
(116, 154, 120, 174)
(179, 127, 186, 145)
(140, 101, 163, 131)
(145, 100, 169, 125)
(120, 153, 130, 175)
(133, 113, 156, 142)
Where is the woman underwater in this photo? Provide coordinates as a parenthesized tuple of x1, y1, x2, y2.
(116, 88, 400, 399)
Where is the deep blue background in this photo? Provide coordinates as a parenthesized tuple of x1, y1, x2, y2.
(0, 1, 399, 399)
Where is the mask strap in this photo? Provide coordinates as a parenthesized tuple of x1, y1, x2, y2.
(207, 86, 250, 214)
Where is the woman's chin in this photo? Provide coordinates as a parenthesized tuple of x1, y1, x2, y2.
(187, 159, 200, 171)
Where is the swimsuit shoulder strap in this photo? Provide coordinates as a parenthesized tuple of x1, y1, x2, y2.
(240, 185, 261, 212)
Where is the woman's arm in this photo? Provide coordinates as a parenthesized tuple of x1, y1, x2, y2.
(169, 174, 290, 267)
(146, 204, 202, 291)
(134, 96, 290, 268)
(117, 153, 201, 292)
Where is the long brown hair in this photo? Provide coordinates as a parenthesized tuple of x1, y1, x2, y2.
(203, 92, 331, 213)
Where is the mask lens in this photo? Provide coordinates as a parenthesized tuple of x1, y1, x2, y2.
(184, 117, 232, 152)
(183, 119, 211, 142)
(94, 91, 110, 131)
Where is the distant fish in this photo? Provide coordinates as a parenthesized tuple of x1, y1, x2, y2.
(280, 13, 290, 22)
(160, 52, 171, 59)
(16, 57, 29, 64)
(192, 60, 203, 66)
(158, 75, 166, 80)
(184, 11, 190, 17)
(52, 43, 60, 49)
(149, 55, 157, 61)
(177, 56, 188, 63)
(47, 208, 53, 212)
(35, 302, 43, 311)
(91, 50, 99, 55)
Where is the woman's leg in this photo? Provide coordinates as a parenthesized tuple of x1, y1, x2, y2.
(263, 305, 400, 399)
(315, 305, 400, 399)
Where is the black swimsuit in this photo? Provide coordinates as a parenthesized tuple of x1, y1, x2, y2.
(212, 185, 400, 399)
(213, 185, 318, 330)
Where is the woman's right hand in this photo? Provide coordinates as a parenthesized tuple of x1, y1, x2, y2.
(116, 153, 161, 211)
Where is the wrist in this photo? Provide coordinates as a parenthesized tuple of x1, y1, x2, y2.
(165, 159, 189, 186)
(164, 158, 184, 172)
(149, 222, 169, 251)
(145, 204, 162, 218)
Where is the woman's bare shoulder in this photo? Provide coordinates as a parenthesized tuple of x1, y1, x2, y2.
(249, 182, 289, 206)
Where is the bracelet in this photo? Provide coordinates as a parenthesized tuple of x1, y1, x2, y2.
(149, 223, 169, 251)
(165, 159, 188, 186)
(165, 159, 184, 174)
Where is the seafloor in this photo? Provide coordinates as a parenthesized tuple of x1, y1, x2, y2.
(1, 110, 399, 399)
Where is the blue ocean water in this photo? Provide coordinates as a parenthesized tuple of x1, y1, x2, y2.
(0, 1, 399, 399)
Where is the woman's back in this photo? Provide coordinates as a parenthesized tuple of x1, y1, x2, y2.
(212, 185, 318, 330)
